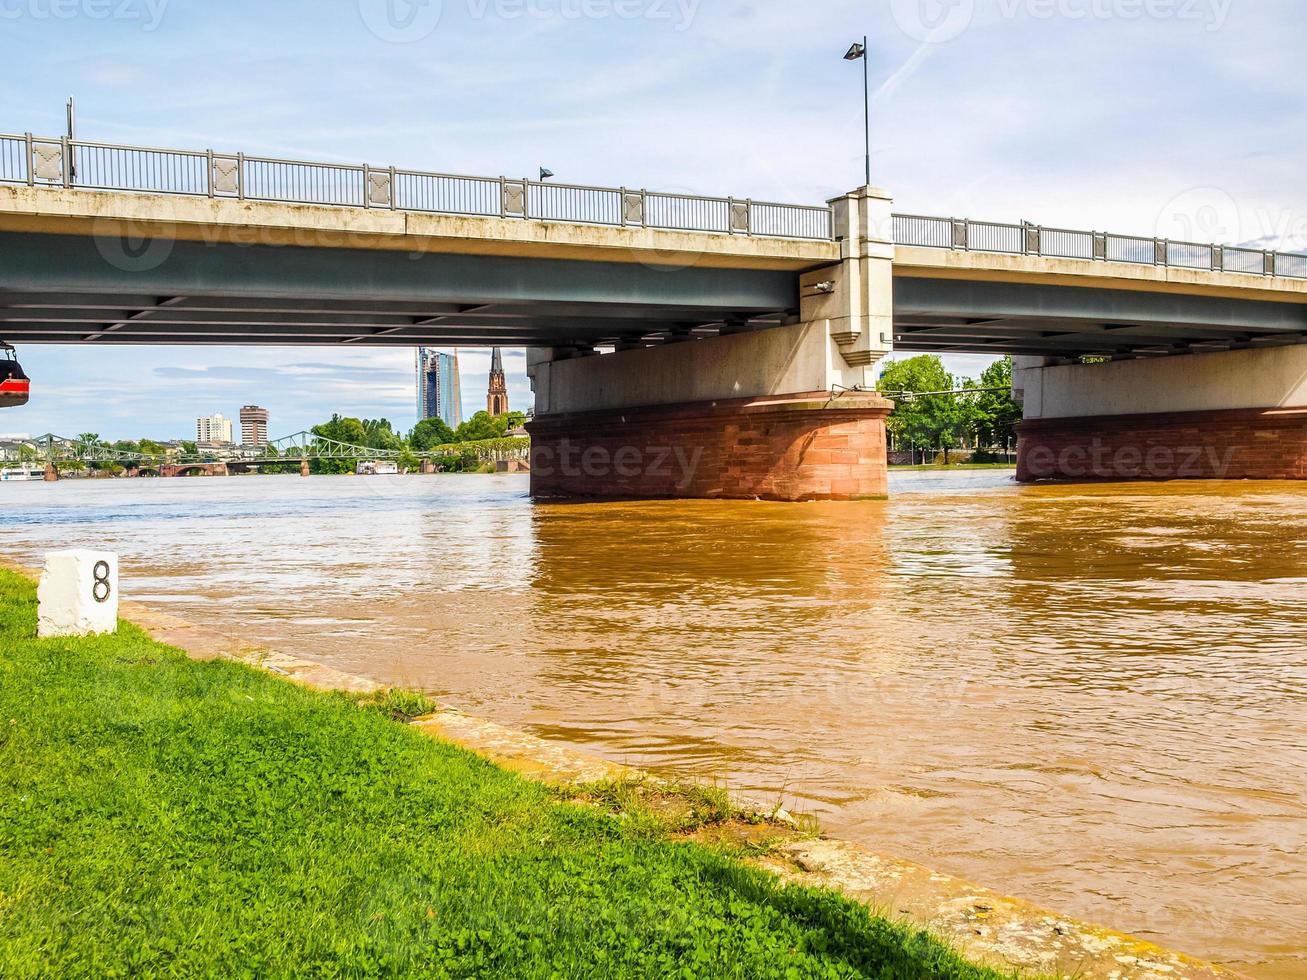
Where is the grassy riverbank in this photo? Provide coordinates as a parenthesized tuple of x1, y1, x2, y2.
(0, 569, 998, 979)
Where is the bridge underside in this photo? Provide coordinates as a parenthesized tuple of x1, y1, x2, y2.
(892, 278, 1307, 360)
(0, 232, 798, 347)
(4, 234, 1307, 362)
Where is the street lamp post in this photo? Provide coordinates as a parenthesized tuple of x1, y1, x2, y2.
(844, 37, 870, 187)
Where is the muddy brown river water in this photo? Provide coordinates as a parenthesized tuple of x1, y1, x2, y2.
(2, 471, 1305, 977)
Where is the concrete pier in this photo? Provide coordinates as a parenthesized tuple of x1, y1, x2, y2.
(526, 188, 896, 501)
(1014, 347, 1307, 481)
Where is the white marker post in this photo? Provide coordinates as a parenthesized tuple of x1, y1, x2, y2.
(37, 550, 119, 638)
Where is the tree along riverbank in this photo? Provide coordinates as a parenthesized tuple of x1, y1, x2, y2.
(0, 569, 999, 979)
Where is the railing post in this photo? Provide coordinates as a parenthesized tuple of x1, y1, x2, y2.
(389, 166, 397, 210)
(24, 133, 33, 186)
(1264, 251, 1276, 277)
(1024, 222, 1040, 255)
(60, 136, 71, 188)
(951, 218, 968, 250)
(1212, 245, 1223, 272)
(236, 151, 245, 200)
(727, 197, 750, 235)
(362, 164, 371, 209)
(1092, 232, 1106, 261)
(206, 149, 214, 197)
(1154, 239, 1168, 267)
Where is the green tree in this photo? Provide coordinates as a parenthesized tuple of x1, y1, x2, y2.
(311, 415, 367, 474)
(361, 418, 403, 452)
(454, 411, 507, 443)
(314, 415, 368, 447)
(878, 355, 966, 464)
(409, 417, 455, 451)
(180, 441, 198, 456)
(969, 357, 1022, 452)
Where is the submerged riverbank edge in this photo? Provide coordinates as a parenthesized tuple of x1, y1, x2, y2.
(0, 567, 999, 980)
(0, 561, 1243, 979)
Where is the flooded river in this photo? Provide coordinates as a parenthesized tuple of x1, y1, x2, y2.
(2, 471, 1305, 977)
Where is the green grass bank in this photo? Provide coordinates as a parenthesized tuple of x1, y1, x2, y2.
(0, 569, 999, 979)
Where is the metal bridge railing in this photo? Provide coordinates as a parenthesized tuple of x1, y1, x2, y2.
(0, 131, 834, 241)
(8, 127, 1302, 271)
(892, 213, 1307, 281)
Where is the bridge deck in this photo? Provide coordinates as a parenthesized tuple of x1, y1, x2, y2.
(1, 187, 1305, 359)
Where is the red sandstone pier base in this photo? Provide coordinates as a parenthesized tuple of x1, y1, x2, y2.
(1017, 407, 1307, 482)
(526, 392, 893, 501)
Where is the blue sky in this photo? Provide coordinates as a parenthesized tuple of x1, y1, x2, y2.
(1, 0, 1304, 440)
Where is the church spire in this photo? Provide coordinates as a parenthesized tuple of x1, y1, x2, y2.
(486, 346, 508, 417)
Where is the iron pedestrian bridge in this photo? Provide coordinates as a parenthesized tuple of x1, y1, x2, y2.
(13, 432, 529, 470)
(1, 129, 1306, 360)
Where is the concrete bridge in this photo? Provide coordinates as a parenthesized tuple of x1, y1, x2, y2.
(1, 130, 1304, 498)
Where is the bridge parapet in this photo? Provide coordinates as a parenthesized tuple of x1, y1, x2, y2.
(894, 213, 1307, 283)
(0, 131, 832, 242)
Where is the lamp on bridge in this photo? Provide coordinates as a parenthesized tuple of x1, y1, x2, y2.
(538, 167, 554, 181)
(843, 37, 870, 187)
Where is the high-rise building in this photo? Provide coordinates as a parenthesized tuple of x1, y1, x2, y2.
(196, 413, 233, 445)
(415, 347, 463, 429)
(486, 347, 508, 417)
(240, 405, 269, 447)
